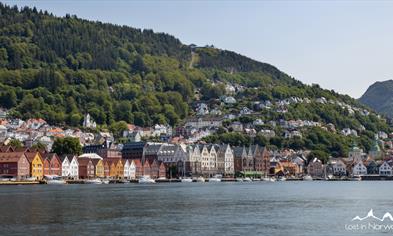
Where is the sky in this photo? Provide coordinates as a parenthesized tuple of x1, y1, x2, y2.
(3, 0, 393, 98)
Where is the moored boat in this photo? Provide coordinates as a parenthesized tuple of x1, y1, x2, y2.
(44, 175, 66, 185)
(138, 176, 156, 184)
(181, 177, 193, 183)
(303, 175, 313, 181)
(243, 177, 252, 182)
(196, 176, 205, 182)
(84, 178, 102, 184)
(208, 174, 222, 182)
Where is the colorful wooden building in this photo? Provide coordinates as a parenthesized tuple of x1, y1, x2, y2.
(0, 152, 30, 180)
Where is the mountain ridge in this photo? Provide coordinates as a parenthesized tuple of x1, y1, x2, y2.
(359, 80, 393, 117)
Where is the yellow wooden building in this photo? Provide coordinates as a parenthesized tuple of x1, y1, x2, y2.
(25, 152, 44, 180)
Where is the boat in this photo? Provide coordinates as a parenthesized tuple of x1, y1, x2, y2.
(196, 176, 205, 182)
(101, 179, 110, 184)
(45, 175, 66, 185)
(303, 175, 313, 181)
(278, 176, 287, 181)
(262, 177, 276, 182)
(236, 178, 244, 182)
(351, 176, 362, 181)
(138, 176, 156, 184)
(208, 174, 222, 182)
(84, 179, 102, 184)
(181, 178, 193, 183)
(243, 177, 252, 182)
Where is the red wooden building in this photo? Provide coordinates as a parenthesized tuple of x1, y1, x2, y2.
(0, 152, 30, 180)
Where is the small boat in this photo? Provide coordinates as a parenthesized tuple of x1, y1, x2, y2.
(196, 176, 205, 182)
(351, 176, 362, 181)
(262, 177, 275, 182)
(303, 175, 313, 181)
(243, 177, 252, 182)
(45, 175, 66, 185)
(138, 176, 156, 184)
(84, 179, 102, 184)
(181, 178, 193, 183)
(101, 179, 110, 184)
(236, 178, 244, 182)
(208, 174, 222, 182)
(278, 177, 287, 181)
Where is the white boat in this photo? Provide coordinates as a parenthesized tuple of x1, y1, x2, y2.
(84, 179, 102, 184)
(303, 175, 313, 181)
(101, 179, 110, 184)
(45, 175, 66, 185)
(196, 177, 205, 182)
(351, 176, 362, 181)
(278, 177, 287, 181)
(243, 177, 252, 182)
(262, 177, 276, 182)
(138, 176, 156, 184)
(236, 178, 244, 182)
(181, 178, 193, 183)
(208, 174, 222, 182)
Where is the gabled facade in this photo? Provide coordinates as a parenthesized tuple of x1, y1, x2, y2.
(69, 156, 79, 179)
(352, 161, 367, 176)
(217, 144, 234, 176)
(25, 152, 44, 180)
(78, 158, 95, 179)
(307, 158, 323, 178)
(129, 160, 136, 179)
(379, 161, 392, 176)
(60, 155, 70, 177)
(92, 159, 104, 178)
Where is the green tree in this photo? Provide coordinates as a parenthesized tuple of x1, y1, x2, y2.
(52, 137, 82, 155)
(109, 121, 128, 139)
(8, 139, 23, 148)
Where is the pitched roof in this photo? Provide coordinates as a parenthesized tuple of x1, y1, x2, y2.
(24, 152, 42, 163)
(78, 158, 92, 166)
(0, 152, 26, 162)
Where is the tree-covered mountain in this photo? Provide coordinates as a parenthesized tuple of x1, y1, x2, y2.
(0, 3, 391, 156)
(359, 80, 393, 118)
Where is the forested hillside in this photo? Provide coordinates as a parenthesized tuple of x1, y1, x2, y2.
(0, 3, 391, 156)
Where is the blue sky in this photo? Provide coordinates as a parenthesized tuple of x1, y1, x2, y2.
(3, 0, 393, 98)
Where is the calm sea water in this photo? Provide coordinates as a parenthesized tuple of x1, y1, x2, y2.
(0, 181, 392, 236)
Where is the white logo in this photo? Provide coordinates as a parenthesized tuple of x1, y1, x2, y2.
(352, 209, 393, 222)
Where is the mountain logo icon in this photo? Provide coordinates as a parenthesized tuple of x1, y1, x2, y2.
(352, 209, 393, 222)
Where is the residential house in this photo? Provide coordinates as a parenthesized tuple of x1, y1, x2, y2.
(379, 161, 392, 176)
(331, 159, 347, 176)
(367, 160, 379, 175)
(307, 158, 324, 178)
(352, 161, 367, 176)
